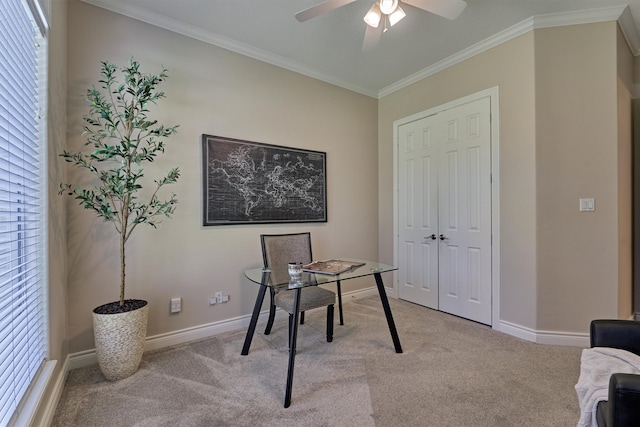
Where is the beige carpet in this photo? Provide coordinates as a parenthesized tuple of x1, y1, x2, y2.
(52, 296, 583, 426)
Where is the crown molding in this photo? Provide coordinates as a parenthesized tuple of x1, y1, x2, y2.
(532, 5, 626, 29)
(79, 1, 638, 100)
(619, 6, 640, 56)
(79, 0, 379, 98)
(379, 5, 636, 98)
(378, 16, 535, 97)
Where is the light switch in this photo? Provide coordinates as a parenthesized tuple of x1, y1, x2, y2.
(579, 198, 595, 212)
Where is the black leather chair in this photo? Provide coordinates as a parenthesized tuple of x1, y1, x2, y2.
(590, 319, 640, 426)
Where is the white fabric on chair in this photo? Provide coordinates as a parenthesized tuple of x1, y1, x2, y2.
(575, 347, 640, 427)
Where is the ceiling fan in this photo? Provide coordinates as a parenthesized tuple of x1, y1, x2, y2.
(295, 0, 467, 50)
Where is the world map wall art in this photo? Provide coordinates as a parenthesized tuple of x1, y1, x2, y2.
(201, 134, 327, 225)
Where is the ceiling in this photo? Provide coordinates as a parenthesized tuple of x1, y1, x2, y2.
(81, 0, 640, 98)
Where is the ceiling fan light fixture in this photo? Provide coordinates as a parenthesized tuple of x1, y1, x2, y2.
(388, 5, 406, 26)
(379, 0, 398, 15)
(363, 2, 382, 28)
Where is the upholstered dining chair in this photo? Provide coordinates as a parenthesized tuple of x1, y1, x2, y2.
(261, 232, 336, 342)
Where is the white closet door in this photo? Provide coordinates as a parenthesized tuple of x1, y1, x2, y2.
(397, 96, 492, 325)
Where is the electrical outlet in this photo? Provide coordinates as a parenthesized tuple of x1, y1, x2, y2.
(170, 297, 181, 313)
(215, 291, 223, 304)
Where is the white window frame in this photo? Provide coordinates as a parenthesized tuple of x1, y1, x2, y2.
(1, 0, 55, 426)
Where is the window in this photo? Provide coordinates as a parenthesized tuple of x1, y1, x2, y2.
(0, 0, 48, 425)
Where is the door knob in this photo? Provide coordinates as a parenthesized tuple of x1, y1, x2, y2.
(439, 234, 449, 241)
(425, 234, 436, 240)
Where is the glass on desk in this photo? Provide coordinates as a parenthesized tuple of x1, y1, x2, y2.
(288, 279, 304, 289)
(288, 262, 304, 280)
(246, 259, 397, 290)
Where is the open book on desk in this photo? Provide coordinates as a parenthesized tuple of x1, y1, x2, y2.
(302, 259, 365, 275)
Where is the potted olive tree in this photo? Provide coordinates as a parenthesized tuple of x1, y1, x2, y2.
(60, 58, 180, 380)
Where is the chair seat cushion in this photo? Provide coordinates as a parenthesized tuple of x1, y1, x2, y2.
(275, 287, 335, 313)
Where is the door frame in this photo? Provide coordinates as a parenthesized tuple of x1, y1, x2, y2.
(392, 87, 501, 328)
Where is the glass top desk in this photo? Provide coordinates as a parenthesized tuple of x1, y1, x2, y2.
(241, 258, 402, 408)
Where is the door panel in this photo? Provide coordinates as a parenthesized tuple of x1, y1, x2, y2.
(397, 96, 492, 325)
(438, 97, 492, 325)
(398, 116, 439, 309)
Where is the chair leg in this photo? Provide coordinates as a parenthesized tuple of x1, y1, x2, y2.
(264, 288, 276, 335)
(326, 304, 334, 342)
(300, 311, 305, 325)
(337, 280, 344, 325)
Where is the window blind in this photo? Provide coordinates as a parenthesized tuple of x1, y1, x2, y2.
(0, 0, 47, 425)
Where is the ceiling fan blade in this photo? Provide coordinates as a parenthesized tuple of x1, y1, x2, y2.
(295, 0, 358, 22)
(401, 0, 467, 20)
(362, 24, 382, 52)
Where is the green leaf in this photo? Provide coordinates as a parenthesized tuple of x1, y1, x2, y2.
(59, 58, 181, 301)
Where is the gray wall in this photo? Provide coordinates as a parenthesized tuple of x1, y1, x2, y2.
(64, 1, 380, 354)
(379, 22, 633, 336)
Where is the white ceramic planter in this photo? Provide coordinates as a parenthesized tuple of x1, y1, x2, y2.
(92, 300, 149, 381)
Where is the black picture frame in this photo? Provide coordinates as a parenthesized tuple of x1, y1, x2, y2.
(202, 134, 327, 226)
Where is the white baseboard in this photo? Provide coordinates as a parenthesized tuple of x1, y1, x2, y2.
(67, 311, 268, 371)
(51, 286, 587, 427)
(67, 285, 588, 372)
(382, 286, 397, 298)
(67, 286, 379, 371)
(497, 319, 590, 347)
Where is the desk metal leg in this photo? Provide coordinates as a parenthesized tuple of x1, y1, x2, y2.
(284, 287, 302, 408)
(241, 283, 268, 356)
(337, 280, 344, 325)
(374, 272, 403, 353)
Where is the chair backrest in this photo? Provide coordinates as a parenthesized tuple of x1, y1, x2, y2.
(260, 232, 313, 268)
(590, 319, 640, 355)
